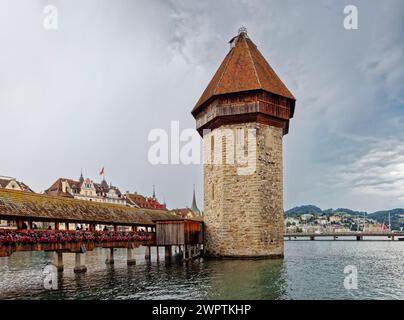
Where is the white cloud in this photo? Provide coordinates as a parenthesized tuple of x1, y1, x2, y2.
(334, 140, 404, 204)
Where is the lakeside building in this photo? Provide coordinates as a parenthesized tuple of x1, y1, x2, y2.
(0, 176, 34, 193)
(125, 192, 167, 210)
(0, 176, 34, 228)
(45, 172, 126, 205)
(45, 172, 167, 211)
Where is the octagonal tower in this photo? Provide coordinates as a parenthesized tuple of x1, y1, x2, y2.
(192, 28, 296, 258)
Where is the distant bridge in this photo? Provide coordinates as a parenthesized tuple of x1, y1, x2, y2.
(285, 232, 404, 241)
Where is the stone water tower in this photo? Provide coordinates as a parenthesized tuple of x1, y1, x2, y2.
(191, 28, 296, 258)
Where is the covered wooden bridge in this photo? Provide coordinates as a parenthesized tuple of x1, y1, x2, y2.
(0, 189, 204, 272)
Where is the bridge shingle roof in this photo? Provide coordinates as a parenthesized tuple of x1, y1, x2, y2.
(0, 189, 179, 226)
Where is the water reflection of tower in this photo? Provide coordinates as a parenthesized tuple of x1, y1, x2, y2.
(205, 259, 287, 299)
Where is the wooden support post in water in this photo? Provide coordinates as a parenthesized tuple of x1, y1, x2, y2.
(55, 251, 64, 272)
(127, 248, 136, 265)
(165, 246, 172, 260)
(74, 253, 87, 273)
(183, 245, 186, 260)
(105, 248, 115, 264)
(188, 246, 192, 259)
(145, 246, 151, 260)
(156, 246, 160, 261)
(310, 236, 315, 241)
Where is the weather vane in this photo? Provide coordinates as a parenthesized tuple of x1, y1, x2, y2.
(238, 26, 247, 34)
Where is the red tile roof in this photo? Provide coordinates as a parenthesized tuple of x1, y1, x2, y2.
(126, 193, 167, 210)
(44, 178, 78, 198)
(192, 31, 295, 114)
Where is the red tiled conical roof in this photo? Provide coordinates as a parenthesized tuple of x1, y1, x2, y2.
(193, 30, 295, 113)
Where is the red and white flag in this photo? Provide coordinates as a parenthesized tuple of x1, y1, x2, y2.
(99, 167, 105, 176)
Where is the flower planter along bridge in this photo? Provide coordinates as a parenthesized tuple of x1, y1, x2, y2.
(0, 189, 203, 273)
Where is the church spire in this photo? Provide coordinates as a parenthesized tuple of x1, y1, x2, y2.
(152, 184, 156, 198)
(79, 169, 84, 184)
(191, 184, 200, 215)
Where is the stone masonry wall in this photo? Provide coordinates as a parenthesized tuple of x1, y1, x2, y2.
(203, 122, 284, 258)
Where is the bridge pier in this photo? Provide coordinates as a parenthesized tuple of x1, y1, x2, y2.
(156, 246, 160, 261)
(310, 236, 315, 241)
(145, 246, 151, 260)
(74, 253, 87, 273)
(356, 236, 363, 241)
(105, 248, 115, 264)
(127, 248, 136, 265)
(54, 251, 64, 272)
(165, 246, 172, 260)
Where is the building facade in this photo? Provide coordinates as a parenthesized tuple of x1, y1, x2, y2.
(191, 28, 295, 258)
(0, 176, 34, 193)
(45, 173, 126, 205)
(0, 176, 34, 228)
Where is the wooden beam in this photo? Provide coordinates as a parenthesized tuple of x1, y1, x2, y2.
(16, 219, 23, 230)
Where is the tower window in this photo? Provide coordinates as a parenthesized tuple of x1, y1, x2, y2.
(210, 135, 215, 163)
(212, 184, 214, 200)
(236, 128, 243, 145)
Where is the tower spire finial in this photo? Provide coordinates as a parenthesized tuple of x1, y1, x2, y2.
(238, 26, 247, 35)
(152, 184, 156, 198)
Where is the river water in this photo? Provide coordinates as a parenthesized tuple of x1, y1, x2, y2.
(1, 241, 404, 300)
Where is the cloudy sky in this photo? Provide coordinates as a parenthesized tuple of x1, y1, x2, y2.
(0, 0, 403, 212)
